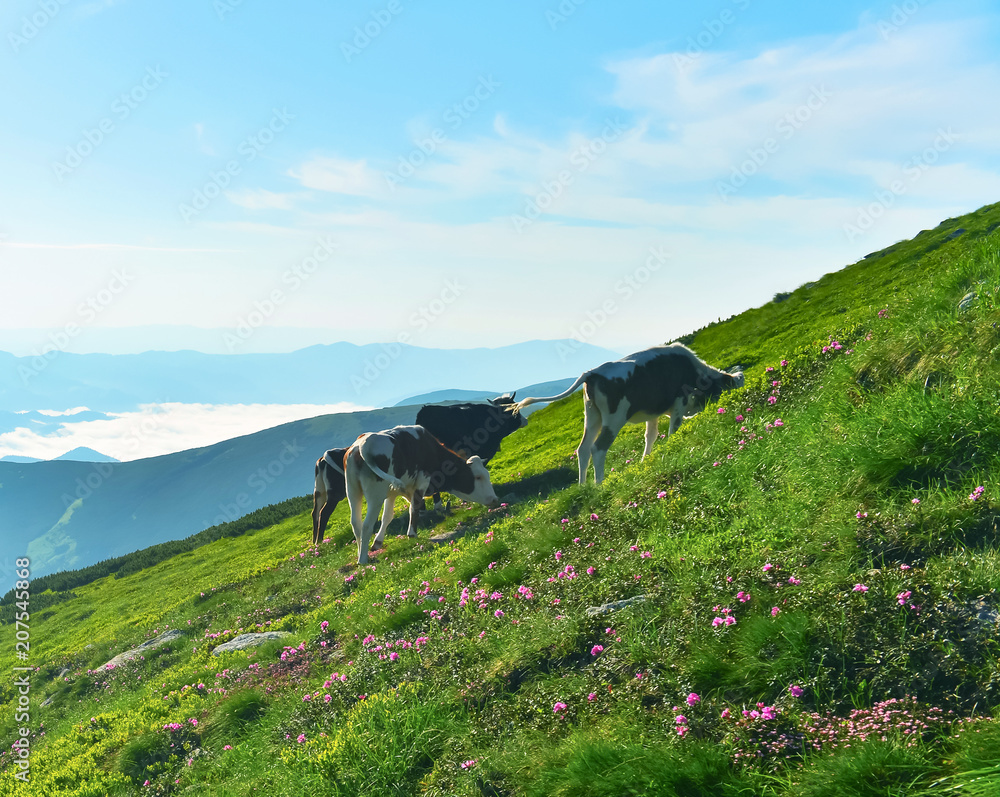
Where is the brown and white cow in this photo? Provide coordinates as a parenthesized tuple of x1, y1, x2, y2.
(516, 343, 744, 485)
(311, 447, 350, 545)
(344, 425, 499, 564)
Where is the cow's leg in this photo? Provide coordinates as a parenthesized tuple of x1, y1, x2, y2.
(312, 461, 328, 545)
(577, 394, 603, 485)
(407, 491, 422, 537)
(642, 418, 660, 459)
(359, 483, 390, 561)
(317, 500, 337, 545)
(592, 410, 626, 485)
(346, 470, 366, 564)
(667, 396, 687, 436)
(372, 493, 397, 549)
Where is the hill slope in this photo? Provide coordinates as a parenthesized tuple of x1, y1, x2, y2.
(2, 203, 1000, 797)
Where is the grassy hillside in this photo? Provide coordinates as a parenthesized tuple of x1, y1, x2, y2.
(3, 202, 1000, 796)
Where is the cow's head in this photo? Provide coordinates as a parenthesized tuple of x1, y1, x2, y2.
(450, 455, 500, 508)
(489, 393, 516, 406)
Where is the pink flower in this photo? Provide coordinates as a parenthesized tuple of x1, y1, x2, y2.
(970, 486, 985, 501)
(713, 461, 720, 467)
(717, 407, 726, 414)
(657, 490, 667, 498)
(721, 708, 731, 719)
(461, 759, 477, 770)
(900, 564, 911, 571)
(591, 645, 604, 655)
(320, 620, 329, 632)
(773, 418, 784, 427)
(897, 590, 912, 606)
(780, 359, 788, 367)
(787, 576, 800, 585)
(712, 617, 724, 627)
(856, 511, 868, 519)
(724, 616, 736, 626)
(590, 513, 599, 520)
(686, 693, 700, 706)
(762, 563, 773, 572)
(586, 566, 595, 575)
(588, 692, 597, 702)
(554, 550, 562, 561)
(389, 651, 399, 661)
(789, 684, 804, 697)
(771, 607, 780, 617)
(324, 694, 331, 703)
(767, 396, 778, 405)
(737, 591, 750, 603)
(553, 701, 568, 714)
(911, 498, 921, 505)
(735, 414, 744, 422)
(297, 734, 306, 743)
(853, 584, 868, 592)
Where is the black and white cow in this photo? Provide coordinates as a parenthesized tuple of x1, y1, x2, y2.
(516, 343, 744, 485)
(415, 394, 527, 509)
(344, 425, 500, 564)
(311, 447, 350, 545)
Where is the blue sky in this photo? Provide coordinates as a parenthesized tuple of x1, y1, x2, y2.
(2, 0, 1000, 357)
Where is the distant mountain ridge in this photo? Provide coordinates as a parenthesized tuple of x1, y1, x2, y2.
(0, 339, 621, 414)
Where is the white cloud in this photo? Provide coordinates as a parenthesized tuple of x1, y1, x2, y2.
(288, 156, 386, 197)
(0, 402, 371, 462)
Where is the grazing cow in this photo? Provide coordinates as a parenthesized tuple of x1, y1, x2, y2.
(415, 393, 527, 509)
(344, 425, 500, 564)
(311, 447, 350, 545)
(515, 343, 744, 485)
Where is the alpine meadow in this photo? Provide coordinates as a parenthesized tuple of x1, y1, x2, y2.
(4, 202, 1000, 796)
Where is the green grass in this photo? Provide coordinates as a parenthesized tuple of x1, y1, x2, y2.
(3, 203, 1000, 795)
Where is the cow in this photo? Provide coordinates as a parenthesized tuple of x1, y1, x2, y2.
(344, 425, 500, 564)
(515, 343, 744, 485)
(311, 447, 350, 545)
(415, 393, 527, 510)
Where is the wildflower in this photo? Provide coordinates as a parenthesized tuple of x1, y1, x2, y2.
(897, 590, 912, 606)
(297, 734, 306, 743)
(657, 490, 667, 498)
(853, 584, 868, 592)
(223, 745, 233, 750)
(588, 692, 597, 702)
(553, 701, 568, 714)
(735, 413, 744, 422)
(780, 359, 788, 366)
(641, 551, 652, 558)
(721, 708, 731, 719)
(787, 576, 801, 585)
(789, 684, 804, 697)
(494, 609, 504, 618)
(389, 652, 399, 661)
(900, 564, 911, 571)
(713, 461, 720, 467)
(591, 645, 604, 656)
(717, 407, 726, 414)
(912, 498, 921, 505)
(586, 566, 595, 575)
(724, 616, 736, 626)
(675, 714, 688, 724)
(773, 418, 784, 427)
(856, 511, 868, 519)
(320, 620, 329, 632)
(590, 513, 599, 520)
(771, 607, 780, 617)
(686, 693, 700, 707)
(737, 591, 750, 603)
(324, 694, 332, 703)
(970, 486, 985, 501)
(762, 563, 773, 572)
(555, 550, 562, 561)
(461, 759, 477, 770)
(767, 395, 778, 405)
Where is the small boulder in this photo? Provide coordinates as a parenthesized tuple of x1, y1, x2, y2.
(101, 629, 185, 670)
(585, 595, 649, 617)
(212, 631, 292, 656)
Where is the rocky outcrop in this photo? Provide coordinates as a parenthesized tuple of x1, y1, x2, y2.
(211, 631, 292, 655)
(101, 629, 185, 669)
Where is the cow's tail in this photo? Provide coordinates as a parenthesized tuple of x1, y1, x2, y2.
(515, 373, 588, 411)
(356, 435, 405, 492)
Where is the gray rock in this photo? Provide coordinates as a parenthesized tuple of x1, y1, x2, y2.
(585, 595, 649, 617)
(212, 631, 292, 656)
(959, 292, 977, 311)
(101, 629, 185, 669)
(429, 528, 466, 545)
